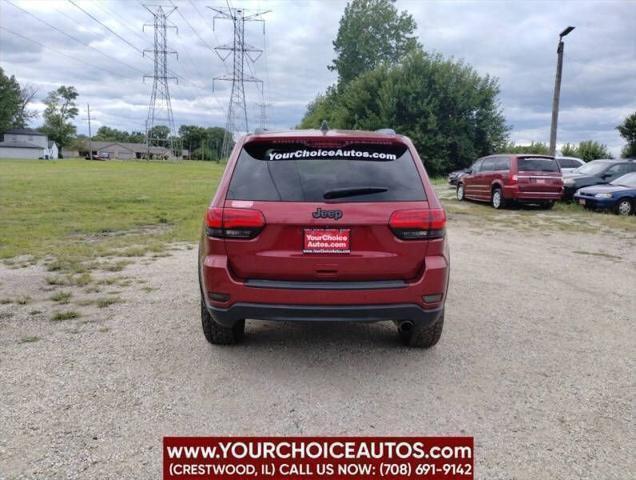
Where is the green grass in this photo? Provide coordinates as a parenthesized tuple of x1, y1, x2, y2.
(437, 186, 635, 235)
(51, 310, 80, 321)
(429, 176, 447, 186)
(95, 296, 122, 308)
(19, 336, 40, 343)
(50, 291, 72, 304)
(0, 158, 226, 267)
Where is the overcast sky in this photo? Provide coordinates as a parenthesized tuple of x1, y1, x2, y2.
(1, 0, 634, 155)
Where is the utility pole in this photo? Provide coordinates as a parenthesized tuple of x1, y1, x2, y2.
(86, 103, 93, 160)
(143, 4, 178, 160)
(549, 26, 575, 156)
(209, 5, 269, 159)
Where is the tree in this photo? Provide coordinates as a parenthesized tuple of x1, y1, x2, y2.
(560, 143, 578, 157)
(93, 126, 145, 143)
(300, 50, 509, 175)
(0, 67, 22, 132)
(329, 0, 419, 85)
(147, 125, 170, 146)
(94, 126, 129, 142)
(40, 86, 79, 156)
(178, 125, 230, 160)
(14, 84, 39, 128)
(499, 141, 550, 155)
(575, 140, 612, 161)
(617, 112, 636, 158)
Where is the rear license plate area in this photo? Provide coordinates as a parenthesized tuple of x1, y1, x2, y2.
(578, 199, 586, 206)
(303, 228, 350, 254)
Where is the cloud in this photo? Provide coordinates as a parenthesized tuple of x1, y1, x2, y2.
(0, 0, 633, 156)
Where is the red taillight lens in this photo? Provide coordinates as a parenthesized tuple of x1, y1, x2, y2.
(206, 207, 223, 228)
(206, 207, 265, 239)
(389, 209, 446, 240)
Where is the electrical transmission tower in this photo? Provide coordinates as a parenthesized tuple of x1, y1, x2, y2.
(210, 6, 269, 159)
(143, 5, 178, 159)
(256, 101, 271, 130)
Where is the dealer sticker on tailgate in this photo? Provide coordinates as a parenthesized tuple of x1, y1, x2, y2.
(303, 228, 351, 254)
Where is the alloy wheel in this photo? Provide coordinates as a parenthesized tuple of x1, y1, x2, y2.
(618, 200, 632, 216)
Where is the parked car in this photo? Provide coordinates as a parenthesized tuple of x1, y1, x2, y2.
(574, 172, 636, 215)
(456, 154, 563, 209)
(85, 152, 110, 161)
(198, 128, 449, 348)
(447, 168, 468, 186)
(562, 159, 636, 200)
(555, 156, 585, 174)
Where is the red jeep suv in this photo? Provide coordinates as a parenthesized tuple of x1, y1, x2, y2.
(456, 154, 563, 208)
(198, 129, 449, 348)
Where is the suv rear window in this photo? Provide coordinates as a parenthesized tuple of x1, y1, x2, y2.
(517, 157, 559, 172)
(557, 158, 581, 168)
(227, 143, 427, 202)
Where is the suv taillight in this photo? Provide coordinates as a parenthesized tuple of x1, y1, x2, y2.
(389, 209, 446, 240)
(206, 207, 265, 239)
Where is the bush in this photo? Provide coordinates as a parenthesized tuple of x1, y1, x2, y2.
(300, 50, 509, 176)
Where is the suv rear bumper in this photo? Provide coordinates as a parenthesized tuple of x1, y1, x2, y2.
(504, 185, 563, 201)
(200, 253, 449, 326)
(207, 302, 444, 327)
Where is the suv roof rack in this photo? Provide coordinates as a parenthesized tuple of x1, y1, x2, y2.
(375, 128, 396, 135)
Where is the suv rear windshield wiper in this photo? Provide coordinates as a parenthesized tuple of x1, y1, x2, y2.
(323, 186, 388, 199)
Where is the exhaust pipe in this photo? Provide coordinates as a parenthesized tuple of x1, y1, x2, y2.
(398, 320, 414, 333)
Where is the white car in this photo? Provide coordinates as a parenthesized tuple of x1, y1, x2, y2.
(556, 156, 585, 174)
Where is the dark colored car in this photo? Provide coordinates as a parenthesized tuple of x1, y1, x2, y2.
(562, 159, 636, 200)
(85, 152, 110, 161)
(198, 129, 449, 348)
(447, 169, 467, 186)
(574, 172, 636, 215)
(456, 154, 563, 209)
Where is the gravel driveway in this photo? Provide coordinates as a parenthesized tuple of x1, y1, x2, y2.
(0, 211, 634, 479)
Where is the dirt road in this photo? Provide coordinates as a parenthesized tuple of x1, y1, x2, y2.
(1, 210, 634, 479)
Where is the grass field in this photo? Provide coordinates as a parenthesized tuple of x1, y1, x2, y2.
(0, 158, 225, 271)
(1, 158, 633, 275)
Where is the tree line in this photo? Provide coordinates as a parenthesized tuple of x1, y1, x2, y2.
(299, 0, 636, 174)
(1, 67, 233, 160)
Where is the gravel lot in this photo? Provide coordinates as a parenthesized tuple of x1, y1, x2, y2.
(0, 201, 634, 479)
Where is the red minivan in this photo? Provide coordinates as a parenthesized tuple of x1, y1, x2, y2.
(198, 129, 449, 348)
(456, 154, 563, 208)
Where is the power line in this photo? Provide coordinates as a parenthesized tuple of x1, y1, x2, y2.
(66, 0, 185, 84)
(94, 1, 148, 45)
(67, 0, 145, 55)
(0, 26, 124, 78)
(169, 0, 213, 51)
(3, 0, 145, 76)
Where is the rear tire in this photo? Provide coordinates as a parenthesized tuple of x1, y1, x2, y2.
(399, 315, 444, 348)
(201, 298, 245, 345)
(616, 198, 633, 216)
(491, 188, 505, 209)
(456, 183, 465, 201)
(541, 201, 555, 210)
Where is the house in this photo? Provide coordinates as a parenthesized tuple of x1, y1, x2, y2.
(79, 141, 174, 160)
(62, 149, 79, 158)
(0, 128, 58, 159)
